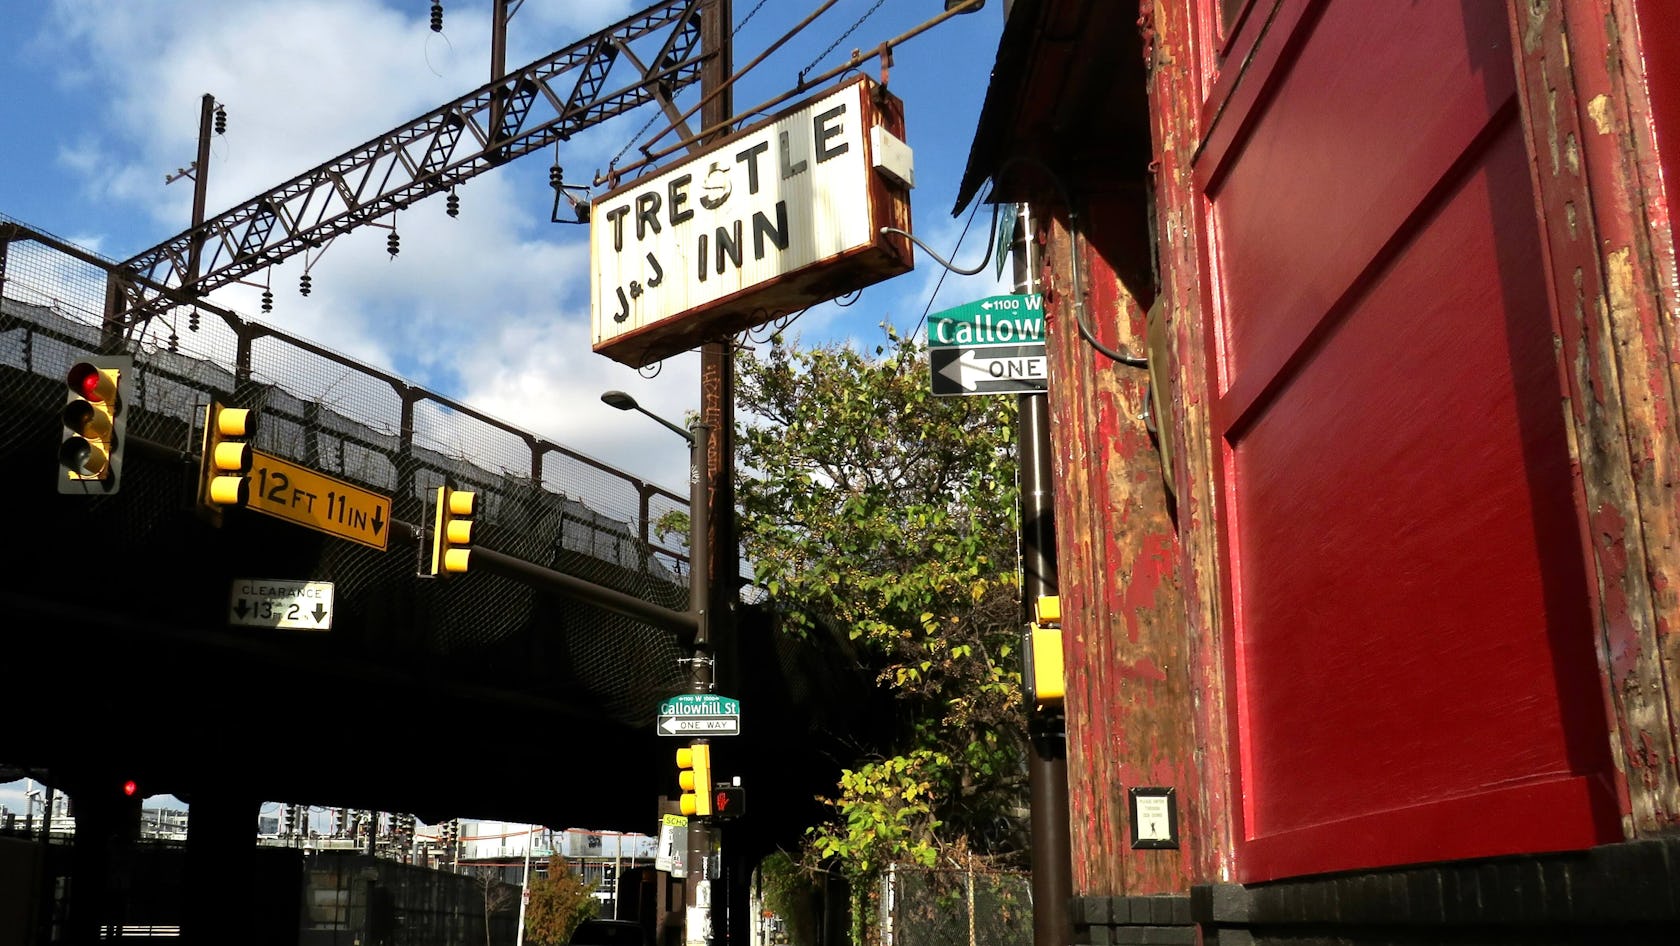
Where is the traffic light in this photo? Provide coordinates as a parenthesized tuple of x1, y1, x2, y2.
(57, 355, 131, 495)
(1022, 594, 1065, 714)
(199, 400, 255, 510)
(430, 485, 476, 575)
(713, 782, 746, 820)
(676, 741, 712, 817)
(119, 778, 143, 839)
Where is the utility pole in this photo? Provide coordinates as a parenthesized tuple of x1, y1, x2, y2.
(699, 4, 737, 672)
(693, 3, 732, 946)
(185, 93, 215, 293)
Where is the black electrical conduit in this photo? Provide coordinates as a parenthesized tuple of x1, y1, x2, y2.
(882, 156, 1149, 368)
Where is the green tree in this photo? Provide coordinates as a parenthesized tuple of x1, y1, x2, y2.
(734, 326, 1027, 900)
(522, 855, 600, 946)
(758, 849, 820, 945)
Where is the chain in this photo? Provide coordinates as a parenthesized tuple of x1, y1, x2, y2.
(800, 0, 887, 82)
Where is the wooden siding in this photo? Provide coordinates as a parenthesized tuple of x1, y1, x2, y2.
(969, 0, 1680, 904)
(1505, 0, 1680, 833)
(1146, 0, 1241, 885)
(1041, 187, 1199, 896)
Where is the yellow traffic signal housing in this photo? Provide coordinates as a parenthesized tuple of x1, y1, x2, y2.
(199, 401, 255, 511)
(58, 355, 131, 494)
(1035, 595, 1061, 626)
(677, 741, 712, 817)
(1028, 624, 1065, 706)
(1024, 595, 1065, 711)
(430, 486, 476, 576)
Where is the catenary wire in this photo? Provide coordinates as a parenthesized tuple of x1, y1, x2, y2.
(800, 0, 888, 83)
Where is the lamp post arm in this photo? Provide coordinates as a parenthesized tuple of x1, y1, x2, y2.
(644, 406, 696, 444)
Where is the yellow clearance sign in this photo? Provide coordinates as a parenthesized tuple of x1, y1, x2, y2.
(246, 450, 392, 551)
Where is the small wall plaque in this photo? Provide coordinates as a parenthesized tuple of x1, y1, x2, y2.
(1129, 786, 1179, 849)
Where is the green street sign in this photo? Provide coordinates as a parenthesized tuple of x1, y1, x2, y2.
(657, 694, 741, 736)
(659, 694, 740, 716)
(927, 294, 1048, 396)
(926, 294, 1045, 349)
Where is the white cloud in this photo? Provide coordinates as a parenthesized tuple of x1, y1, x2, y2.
(12, 0, 1008, 515)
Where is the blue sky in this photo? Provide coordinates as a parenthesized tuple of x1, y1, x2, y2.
(0, 0, 1010, 820)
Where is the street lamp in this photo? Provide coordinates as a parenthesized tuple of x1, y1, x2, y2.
(601, 388, 717, 940)
(598, 391, 711, 649)
(602, 390, 694, 445)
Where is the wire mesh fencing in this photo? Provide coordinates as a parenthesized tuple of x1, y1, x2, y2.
(0, 214, 694, 727)
(880, 863, 1033, 946)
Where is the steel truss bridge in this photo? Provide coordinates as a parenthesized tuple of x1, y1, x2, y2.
(0, 218, 890, 946)
(0, 4, 896, 937)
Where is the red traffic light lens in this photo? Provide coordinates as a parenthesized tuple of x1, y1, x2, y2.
(122, 779, 138, 797)
(68, 363, 107, 401)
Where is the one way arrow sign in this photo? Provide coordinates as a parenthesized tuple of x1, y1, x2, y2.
(930, 344, 1048, 396)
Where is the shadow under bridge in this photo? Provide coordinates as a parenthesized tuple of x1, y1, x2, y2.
(0, 221, 889, 842)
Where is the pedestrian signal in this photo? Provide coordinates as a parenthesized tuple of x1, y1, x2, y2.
(713, 783, 745, 820)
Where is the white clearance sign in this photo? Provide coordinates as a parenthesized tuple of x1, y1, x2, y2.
(591, 76, 913, 368)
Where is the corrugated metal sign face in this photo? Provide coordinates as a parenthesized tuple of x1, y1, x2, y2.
(590, 76, 913, 367)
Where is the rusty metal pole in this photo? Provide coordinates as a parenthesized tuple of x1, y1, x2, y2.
(185, 93, 214, 293)
(694, 10, 732, 946)
(490, 0, 509, 157)
(699, 0, 737, 677)
(1015, 202, 1072, 946)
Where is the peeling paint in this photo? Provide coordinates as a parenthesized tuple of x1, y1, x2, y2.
(1118, 656, 1170, 683)
(1587, 93, 1614, 135)
(1546, 82, 1562, 175)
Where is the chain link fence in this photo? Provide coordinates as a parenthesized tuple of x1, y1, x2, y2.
(0, 214, 694, 727)
(880, 864, 1032, 946)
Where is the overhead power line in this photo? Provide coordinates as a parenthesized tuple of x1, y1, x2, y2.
(111, 0, 709, 337)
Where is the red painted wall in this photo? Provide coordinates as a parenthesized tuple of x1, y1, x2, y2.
(1193, 0, 1618, 881)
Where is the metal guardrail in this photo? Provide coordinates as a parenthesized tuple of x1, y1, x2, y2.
(0, 213, 697, 726)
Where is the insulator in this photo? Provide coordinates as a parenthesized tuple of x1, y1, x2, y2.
(261, 289, 273, 312)
(214, 106, 227, 135)
(549, 165, 564, 190)
(387, 231, 400, 258)
(168, 330, 179, 353)
(188, 310, 200, 332)
(299, 273, 312, 297)
(446, 191, 460, 217)
(431, 1, 443, 32)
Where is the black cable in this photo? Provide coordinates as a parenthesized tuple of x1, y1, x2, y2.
(904, 191, 991, 341)
(995, 155, 1147, 368)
